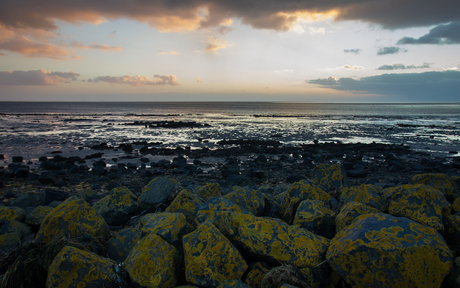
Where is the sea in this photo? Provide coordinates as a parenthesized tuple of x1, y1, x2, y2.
(1, 102, 459, 164)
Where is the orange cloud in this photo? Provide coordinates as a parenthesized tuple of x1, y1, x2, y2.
(158, 50, 181, 55)
(64, 42, 123, 52)
(205, 36, 231, 53)
(90, 74, 179, 86)
(0, 70, 79, 85)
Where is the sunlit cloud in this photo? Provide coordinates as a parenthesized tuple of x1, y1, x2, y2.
(158, 50, 181, 55)
(196, 77, 202, 83)
(63, 42, 123, 51)
(90, 74, 179, 86)
(0, 69, 79, 85)
(343, 65, 365, 70)
(205, 36, 231, 53)
(444, 67, 458, 71)
(377, 63, 432, 70)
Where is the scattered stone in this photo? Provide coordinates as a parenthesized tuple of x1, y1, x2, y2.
(12, 156, 23, 163)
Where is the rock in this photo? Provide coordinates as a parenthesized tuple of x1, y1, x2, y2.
(183, 221, 248, 288)
(340, 184, 388, 212)
(224, 187, 265, 216)
(107, 227, 143, 262)
(41, 187, 69, 205)
(9, 192, 41, 208)
(124, 233, 179, 288)
(443, 214, 460, 249)
(12, 156, 23, 163)
(35, 196, 109, 243)
(312, 163, 349, 192)
(346, 169, 368, 178)
(292, 200, 335, 239)
(93, 186, 140, 226)
(276, 181, 331, 223)
(139, 177, 180, 210)
(412, 173, 460, 203)
(165, 189, 203, 224)
(388, 184, 450, 230)
(38, 171, 59, 185)
(242, 261, 272, 288)
(218, 212, 329, 267)
(0, 206, 26, 224)
(327, 213, 453, 288)
(335, 201, 380, 233)
(217, 280, 251, 288)
(0, 231, 21, 253)
(25, 205, 54, 226)
(141, 212, 191, 246)
(454, 198, 460, 213)
(196, 197, 249, 225)
(260, 264, 310, 288)
(0, 220, 32, 238)
(14, 166, 29, 178)
(194, 183, 222, 199)
(47, 246, 118, 288)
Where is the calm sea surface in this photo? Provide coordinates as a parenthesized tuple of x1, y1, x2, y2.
(1, 102, 459, 163)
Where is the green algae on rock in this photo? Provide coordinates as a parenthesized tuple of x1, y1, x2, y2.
(46, 246, 118, 288)
(35, 196, 109, 243)
(327, 213, 453, 288)
(183, 220, 248, 288)
(124, 232, 179, 288)
(341, 184, 388, 212)
(335, 201, 381, 233)
(93, 186, 140, 226)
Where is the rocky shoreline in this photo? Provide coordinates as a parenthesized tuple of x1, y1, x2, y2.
(0, 142, 460, 287)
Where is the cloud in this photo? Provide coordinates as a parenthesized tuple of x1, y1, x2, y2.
(444, 67, 458, 71)
(215, 26, 234, 35)
(377, 46, 406, 55)
(158, 50, 181, 55)
(306, 71, 460, 101)
(64, 42, 123, 51)
(91, 74, 179, 86)
(205, 36, 231, 53)
(377, 62, 432, 70)
(397, 22, 460, 45)
(196, 77, 202, 83)
(0, 69, 79, 85)
(344, 49, 361, 54)
(343, 65, 365, 70)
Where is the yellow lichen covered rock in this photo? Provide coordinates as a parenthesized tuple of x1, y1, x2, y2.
(327, 213, 453, 288)
(277, 181, 331, 223)
(335, 202, 381, 233)
(341, 184, 388, 212)
(183, 221, 248, 288)
(196, 197, 248, 225)
(225, 187, 265, 216)
(0, 220, 32, 238)
(292, 199, 335, 239)
(216, 279, 251, 287)
(139, 177, 180, 209)
(443, 214, 460, 249)
(242, 261, 271, 288)
(221, 212, 330, 268)
(124, 233, 179, 288)
(93, 186, 140, 226)
(46, 246, 118, 288)
(166, 189, 203, 224)
(194, 183, 222, 199)
(0, 231, 21, 252)
(388, 184, 450, 230)
(35, 196, 109, 243)
(312, 163, 349, 192)
(0, 206, 25, 224)
(452, 197, 460, 213)
(412, 173, 459, 202)
(141, 212, 191, 246)
(25, 205, 54, 226)
(107, 227, 143, 262)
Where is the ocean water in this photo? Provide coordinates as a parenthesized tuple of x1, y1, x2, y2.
(1, 102, 459, 163)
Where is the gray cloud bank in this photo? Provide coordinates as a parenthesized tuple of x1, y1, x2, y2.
(377, 47, 405, 55)
(344, 49, 361, 54)
(307, 71, 460, 101)
(89, 75, 179, 86)
(0, 70, 79, 85)
(397, 22, 460, 45)
(377, 63, 431, 70)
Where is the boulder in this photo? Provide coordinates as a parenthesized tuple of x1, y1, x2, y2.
(35, 196, 109, 243)
(312, 163, 349, 192)
(165, 189, 203, 224)
(443, 214, 460, 249)
(388, 184, 450, 230)
(327, 213, 453, 288)
(0, 220, 32, 238)
(194, 183, 222, 199)
(107, 227, 143, 262)
(0, 231, 21, 253)
(46, 246, 118, 288)
(292, 200, 335, 239)
(41, 188, 69, 205)
(25, 205, 54, 226)
(93, 186, 140, 226)
(225, 187, 265, 216)
(140, 212, 191, 246)
(217, 280, 251, 288)
(9, 192, 42, 208)
(124, 233, 179, 288)
(139, 177, 180, 209)
(196, 197, 249, 225)
(454, 198, 460, 213)
(0, 206, 25, 224)
(335, 201, 380, 233)
(183, 221, 248, 288)
(412, 173, 459, 202)
(340, 184, 388, 212)
(242, 261, 272, 288)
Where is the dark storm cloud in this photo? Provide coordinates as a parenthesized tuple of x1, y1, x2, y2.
(1, 0, 459, 32)
(377, 47, 406, 55)
(376, 62, 431, 70)
(397, 22, 460, 45)
(307, 71, 460, 101)
(344, 49, 361, 54)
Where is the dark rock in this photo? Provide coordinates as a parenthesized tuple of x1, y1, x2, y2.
(38, 156, 48, 161)
(0, 154, 3, 160)
(40, 161, 60, 170)
(138, 177, 180, 210)
(12, 156, 23, 163)
(84, 152, 104, 159)
(14, 166, 29, 178)
(107, 228, 143, 262)
(38, 171, 59, 185)
(346, 169, 368, 178)
(92, 160, 106, 167)
(92, 166, 106, 175)
(41, 188, 69, 205)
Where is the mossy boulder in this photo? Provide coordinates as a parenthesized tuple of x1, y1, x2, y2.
(183, 221, 248, 288)
(335, 201, 381, 233)
(443, 214, 460, 250)
(312, 163, 349, 192)
(107, 227, 143, 262)
(452, 197, 460, 213)
(194, 183, 222, 199)
(412, 173, 459, 202)
(0, 231, 21, 252)
(141, 212, 191, 246)
(124, 232, 179, 288)
(292, 199, 335, 239)
(0, 220, 32, 238)
(242, 261, 272, 288)
(327, 213, 453, 288)
(35, 196, 109, 243)
(139, 177, 180, 210)
(341, 184, 388, 212)
(276, 181, 331, 223)
(217, 279, 251, 288)
(219, 212, 330, 267)
(196, 197, 249, 225)
(225, 187, 265, 216)
(0, 206, 25, 224)
(166, 189, 203, 224)
(25, 205, 54, 226)
(388, 184, 450, 230)
(93, 186, 140, 226)
(46, 245, 118, 288)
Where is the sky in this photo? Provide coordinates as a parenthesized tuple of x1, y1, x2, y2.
(0, 0, 459, 102)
